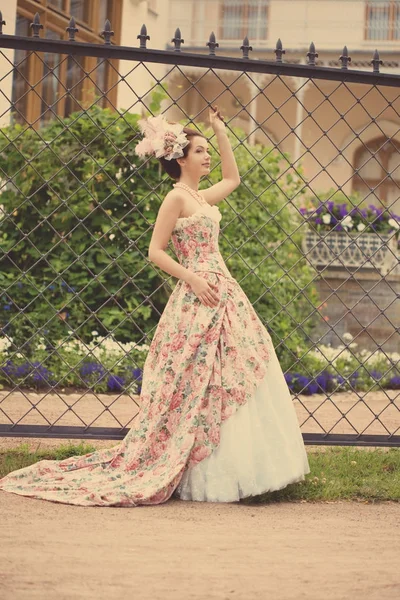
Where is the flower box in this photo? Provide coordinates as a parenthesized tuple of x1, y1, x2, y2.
(301, 230, 399, 275)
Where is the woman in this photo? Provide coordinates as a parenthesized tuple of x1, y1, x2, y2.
(0, 107, 310, 506)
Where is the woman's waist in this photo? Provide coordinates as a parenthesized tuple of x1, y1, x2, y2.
(181, 254, 230, 271)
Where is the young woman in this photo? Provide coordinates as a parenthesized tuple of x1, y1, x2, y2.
(0, 107, 310, 507)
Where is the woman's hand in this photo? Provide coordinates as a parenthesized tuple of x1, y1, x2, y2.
(209, 105, 226, 134)
(188, 274, 220, 307)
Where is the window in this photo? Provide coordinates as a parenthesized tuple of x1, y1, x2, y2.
(11, 15, 31, 121)
(365, 1, 400, 40)
(12, 0, 122, 127)
(47, 1, 68, 11)
(352, 138, 400, 213)
(70, 0, 91, 24)
(220, 0, 269, 41)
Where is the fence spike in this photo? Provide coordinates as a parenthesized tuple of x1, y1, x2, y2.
(207, 31, 219, 56)
(137, 24, 150, 49)
(0, 11, 5, 35)
(101, 19, 114, 45)
(240, 35, 253, 59)
(66, 17, 79, 41)
(307, 41, 318, 65)
(172, 28, 184, 52)
(30, 12, 43, 38)
(371, 49, 383, 74)
(339, 45, 351, 70)
(275, 38, 285, 63)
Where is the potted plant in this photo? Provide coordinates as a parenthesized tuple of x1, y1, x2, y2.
(300, 192, 400, 275)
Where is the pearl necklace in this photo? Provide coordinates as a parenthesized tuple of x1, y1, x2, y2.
(173, 181, 208, 206)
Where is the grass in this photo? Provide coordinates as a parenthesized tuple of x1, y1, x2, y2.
(0, 443, 399, 504)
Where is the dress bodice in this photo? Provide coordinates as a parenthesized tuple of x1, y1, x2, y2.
(171, 204, 234, 279)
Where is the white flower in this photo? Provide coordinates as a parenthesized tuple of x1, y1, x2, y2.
(115, 169, 123, 180)
(91, 330, 99, 337)
(341, 215, 353, 229)
(109, 233, 116, 241)
(16, 352, 23, 358)
(343, 332, 353, 343)
(136, 115, 190, 160)
(357, 222, 366, 231)
(322, 214, 331, 224)
(0, 204, 4, 220)
(388, 218, 400, 230)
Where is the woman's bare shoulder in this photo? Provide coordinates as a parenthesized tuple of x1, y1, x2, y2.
(157, 188, 184, 217)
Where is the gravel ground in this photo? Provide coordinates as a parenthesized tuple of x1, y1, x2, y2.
(1, 389, 399, 600)
(0, 492, 399, 600)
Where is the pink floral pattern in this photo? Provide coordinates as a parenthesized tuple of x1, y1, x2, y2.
(0, 207, 274, 506)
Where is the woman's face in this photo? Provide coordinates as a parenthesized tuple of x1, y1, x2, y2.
(181, 136, 211, 177)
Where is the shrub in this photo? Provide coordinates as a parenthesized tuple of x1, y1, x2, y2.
(0, 103, 319, 366)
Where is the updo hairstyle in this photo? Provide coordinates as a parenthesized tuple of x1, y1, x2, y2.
(158, 127, 207, 180)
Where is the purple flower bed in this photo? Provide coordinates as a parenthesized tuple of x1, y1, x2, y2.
(0, 360, 144, 394)
(284, 368, 398, 395)
(1, 360, 56, 388)
(300, 198, 400, 239)
(0, 357, 396, 396)
(285, 370, 341, 394)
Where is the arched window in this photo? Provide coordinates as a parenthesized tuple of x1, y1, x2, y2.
(352, 137, 400, 214)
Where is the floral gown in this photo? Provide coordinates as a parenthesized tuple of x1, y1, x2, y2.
(0, 202, 310, 506)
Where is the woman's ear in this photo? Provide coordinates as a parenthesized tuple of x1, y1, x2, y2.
(176, 157, 185, 168)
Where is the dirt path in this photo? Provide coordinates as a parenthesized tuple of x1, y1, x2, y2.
(0, 493, 399, 600)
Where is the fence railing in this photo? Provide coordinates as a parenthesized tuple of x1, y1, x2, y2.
(0, 11, 399, 446)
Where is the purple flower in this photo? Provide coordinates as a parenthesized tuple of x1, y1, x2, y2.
(349, 370, 360, 388)
(389, 376, 400, 389)
(31, 362, 54, 383)
(284, 372, 293, 385)
(370, 369, 383, 380)
(1, 360, 54, 387)
(131, 367, 143, 381)
(316, 371, 336, 393)
(107, 374, 125, 392)
(80, 362, 107, 383)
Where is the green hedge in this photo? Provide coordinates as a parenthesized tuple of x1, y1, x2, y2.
(0, 104, 318, 368)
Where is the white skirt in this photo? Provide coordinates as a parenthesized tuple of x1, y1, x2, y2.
(174, 348, 311, 502)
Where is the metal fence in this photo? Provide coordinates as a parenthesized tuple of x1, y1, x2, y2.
(0, 11, 399, 446)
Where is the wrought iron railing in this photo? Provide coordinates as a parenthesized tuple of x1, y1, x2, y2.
(0, 11, 399, 446)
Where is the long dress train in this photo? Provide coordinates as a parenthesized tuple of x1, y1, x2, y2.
(0, 202, 310, 506)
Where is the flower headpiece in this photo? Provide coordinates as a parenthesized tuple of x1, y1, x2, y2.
(134, 114, 190, 161)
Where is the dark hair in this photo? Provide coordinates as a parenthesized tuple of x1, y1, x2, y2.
(158, 127, 207, 180)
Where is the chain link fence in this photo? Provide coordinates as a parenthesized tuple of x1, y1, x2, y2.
(0, 12, 399, 446)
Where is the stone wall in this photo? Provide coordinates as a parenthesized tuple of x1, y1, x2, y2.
(312, 267, 400, 353)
